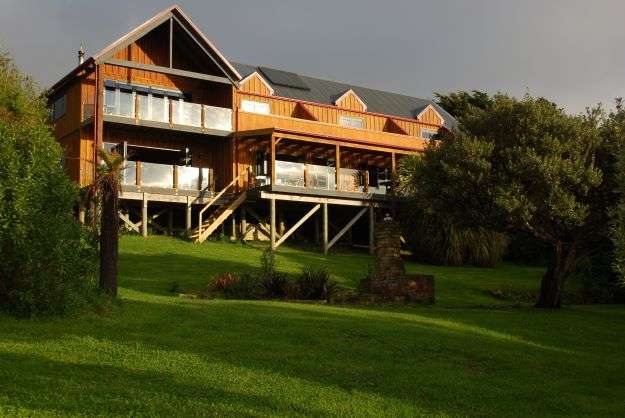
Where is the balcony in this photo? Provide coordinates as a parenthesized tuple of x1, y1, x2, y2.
(101, 87, 232, 136)
(272, 160, 389, 195)
(122, 160, 213, 191)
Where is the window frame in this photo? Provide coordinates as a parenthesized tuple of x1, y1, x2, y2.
(338, 115, 364, 129)
(241, 99, 270, 115)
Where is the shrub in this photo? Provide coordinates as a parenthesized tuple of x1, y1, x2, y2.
(223, 273, 263, 299)
(0, 51, 98, 317)
(262, 271, 293, 299)
(297, 267, 337, 300)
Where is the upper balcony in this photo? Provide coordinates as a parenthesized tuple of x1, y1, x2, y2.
(84, 81, 233, 136)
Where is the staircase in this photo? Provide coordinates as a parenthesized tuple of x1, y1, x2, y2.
(191, 171, 249, 243)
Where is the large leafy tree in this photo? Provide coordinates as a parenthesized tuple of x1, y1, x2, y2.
(0, 51, 96, 316)
(410, 93, 605, 308)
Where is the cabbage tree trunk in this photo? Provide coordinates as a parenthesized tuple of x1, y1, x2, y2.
(536, 242, 577, 308)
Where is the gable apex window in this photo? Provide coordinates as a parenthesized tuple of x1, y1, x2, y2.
(53, 94, 67, 120)
(339, 115, 364, 129)
(241, 99, 270, 115)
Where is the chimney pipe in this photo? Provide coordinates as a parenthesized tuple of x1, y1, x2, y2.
(78, 43, 85, 65)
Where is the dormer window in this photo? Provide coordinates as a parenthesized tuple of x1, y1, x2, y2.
(339, 116, 364, 129)
(241, 99, 270, 115)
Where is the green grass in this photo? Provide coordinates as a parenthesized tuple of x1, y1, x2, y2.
(1, 235, 624, 417)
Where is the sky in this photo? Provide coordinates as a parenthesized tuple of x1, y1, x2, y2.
(1, 0, 624, 114)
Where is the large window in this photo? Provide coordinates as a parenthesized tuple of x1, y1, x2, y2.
(421, 128, 438, 140)
(339, 116, 364, 129)
(104, 87, 135, 118)
(53, 94, 67, 120)
(241, 99, 270, 115)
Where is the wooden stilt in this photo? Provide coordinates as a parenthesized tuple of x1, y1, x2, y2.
(230, 212, 237, 240)
(240, 206, 247, 240)
(369, 205, 375, 255)
(142, 193, 148, 237)
(186, 197, 192, 232)
(323, 202, 328, 255)
(167, 208, 174, 235)
(270, 198, 276, 249)
(78, 202, 85, 224)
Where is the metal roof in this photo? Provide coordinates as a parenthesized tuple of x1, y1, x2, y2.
(233, 62, 456, 130)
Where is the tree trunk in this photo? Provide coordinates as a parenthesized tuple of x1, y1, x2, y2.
(536, 242, 577, 308)
(99, 189, 118, 297)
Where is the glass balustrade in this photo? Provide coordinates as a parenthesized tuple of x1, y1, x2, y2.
(307, 164, 336, 190)
(275, 160, 305, 187)
(137, 94, 169, 123)
(339, 168, 364, 192)
(172, 100, 202, 127)
(177, 166, 202, 190)
(122, 161, 137, 186)
(204, 105, 232, 131)
(140, 162, 174, 188)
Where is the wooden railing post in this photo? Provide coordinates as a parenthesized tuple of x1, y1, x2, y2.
(136, 161, 142, 187)
(173, 165, 178, 189)
(364, 170, 369, 193)
(335, 144, 341, 191)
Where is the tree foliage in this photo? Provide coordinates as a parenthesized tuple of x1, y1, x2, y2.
(405, 93, 608, 308)
(0, 51, 97, 317)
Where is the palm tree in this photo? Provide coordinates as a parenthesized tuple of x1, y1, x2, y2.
(96, 148, 124, 296)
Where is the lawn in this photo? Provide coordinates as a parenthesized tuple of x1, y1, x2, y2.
(1, 236, 624, 417)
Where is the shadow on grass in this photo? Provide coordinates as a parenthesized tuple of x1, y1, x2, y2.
(2, 294, 605, 417)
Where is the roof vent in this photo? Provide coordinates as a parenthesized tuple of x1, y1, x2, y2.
(77, 43, 85, 65)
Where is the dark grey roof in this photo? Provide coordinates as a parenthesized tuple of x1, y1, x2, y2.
(233, 62, 456, 130)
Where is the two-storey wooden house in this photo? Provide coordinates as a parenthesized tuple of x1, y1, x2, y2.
(48, 5, 454, 253)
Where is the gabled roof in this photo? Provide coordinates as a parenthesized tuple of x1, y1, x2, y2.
(50, 4, 241, 94)
(93, 5, 241, 82)
(239, 71, 274, 95)
(334, 89, 367, 111)
(233, 62, 456, 130)
(413, 104, 445, 125)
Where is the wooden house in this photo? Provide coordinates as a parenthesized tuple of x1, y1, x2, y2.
(48, 5, 454, 253)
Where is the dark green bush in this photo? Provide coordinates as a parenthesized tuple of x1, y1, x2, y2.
(0, 51, 98, 317)
(297, 267, 337, 300)
(399, 203, 508, 267)
(222, 273, 263, 300)
(262, 271, 293, 299)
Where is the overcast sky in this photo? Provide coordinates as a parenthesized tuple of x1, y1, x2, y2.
(1, 0, 624, 114)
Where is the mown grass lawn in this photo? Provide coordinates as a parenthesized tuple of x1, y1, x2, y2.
(1, 236, 624, 417)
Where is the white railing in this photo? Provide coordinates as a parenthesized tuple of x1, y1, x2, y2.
(121, 161, 212, 191)
(103, 89, 232, 131)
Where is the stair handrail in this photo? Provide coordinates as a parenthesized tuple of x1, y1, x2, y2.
(197, 170, 248, 238)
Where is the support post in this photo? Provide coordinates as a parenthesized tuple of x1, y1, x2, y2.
(369, 205, 375, 255)
(271, 136, 277, 186)
(270, 198, 276, 249)
(335, 144, 341, 191)
(240, 205, 247, 240)
(78, 202, 86, 224)
(168, 208, 174, 235)
(142, 193, 148, 237)
(230, 213, 237, 241)
(186, 197, 192, 232)
(323, 202, 328, 255)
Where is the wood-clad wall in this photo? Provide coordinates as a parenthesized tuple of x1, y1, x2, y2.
(417, 106, 444, 125)
(235, 91, 440, 140)
(237, 77, 443, 140)
(239, 73, 273, 96)
(335, 90, 366, 112)
(104, 127, 233, 190)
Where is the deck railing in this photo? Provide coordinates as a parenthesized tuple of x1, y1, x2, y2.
(103, 92, 232, 131)
(272, 161, 388, 194)
(121, 161, 213, 191)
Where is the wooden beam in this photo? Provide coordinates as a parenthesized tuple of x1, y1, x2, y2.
(119, 212, 140, 233)
(186, 197, 192, 231)
(271, 136, 277, 186)
(260, 191, 376, 207)
(323, 203, 329, 255)
(169, 17, 173, 68)
(104, 59, 232, 85)
(270, 198, 276, 249)
(335, 144, 341, 191)
(274, 204, 320, 249)
(369, 205, 375, 255)
(142, 193, 148, 237)
(327, 207, 368, 251)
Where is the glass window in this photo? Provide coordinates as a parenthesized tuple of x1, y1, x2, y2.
(421, 128, 438, 139)
(339, 116, 364, 129)
(241, 99, 270, 115)
(104, 88, 117, 115)
(53, 94, 67, 120)
(118, 89, 134, 117)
